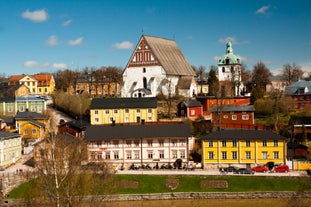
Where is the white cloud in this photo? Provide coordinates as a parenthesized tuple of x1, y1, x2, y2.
(23, 60, 67, 69)
(112, 41, 133, 50)
(22, 9, 48, 23)
(51, 63, 68, 69)
(218, 37, 250, 45)
(62, 19, 72, 27)
(68, 37, 84, 46)
(45, 35, 58, 46)
(256, 5, 271, 15)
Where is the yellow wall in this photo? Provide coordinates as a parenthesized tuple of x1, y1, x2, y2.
(90, 108, 157, 125)
(202, 138, 285, 166)
(17, 120, 47, 140)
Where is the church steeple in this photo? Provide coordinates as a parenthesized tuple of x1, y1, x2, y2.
(226, 41, 233, 54)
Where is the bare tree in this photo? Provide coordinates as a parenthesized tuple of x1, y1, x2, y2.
(282, 63, 304, 85)
(251, 62, 272, 90)
(207, 65, 219, 96)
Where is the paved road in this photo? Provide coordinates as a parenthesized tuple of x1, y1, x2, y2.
(116, 168, 305, 177)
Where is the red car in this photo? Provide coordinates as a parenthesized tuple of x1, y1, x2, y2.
(273, 164, 290, 173)
(251, 165, 268, 172)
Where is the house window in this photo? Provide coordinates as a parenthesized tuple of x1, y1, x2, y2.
(191, 110, 195, 115)
(208, 152, 214, 159)
(172, 150, 177, 158)
(8, 106, 13, 112)
(180, 150, 185, 158)
(159, 139, 164, 147)
(31, 105, 36, 112)
(113, 140, 119, 147)
(180, 140, 185, 146)
(274, 140, 278, 146)
(245, 151, 251, 159)
(125, 117, 129, 122)
(97, 153, 102, 160)
(232, 140, 237, 147)
(105, 152, 110, 159)
(134, 151, 140, 159)
(19, 106, 25, 112)
(94, 110, 98, 114)
(114, 151, 119, 159)
(37, 105, 42, 112)
(134, 140, 140, 147)
(105, 109, 109, 114)
(232, 151, 237, 159)
(223, 115, 228, 119)
(222, 140, 226, 147)
(136, 108, 140, 113)
(242, 115, 249, 120)
(94, 118, 99, 123)
(148, 116, 152, 121)
(262, 140, 267, 147)
(208, 140, 213, 147)
(246, 140, 251, 147)
(104, 140, 110, 147)
(113, 109, 117, 114)
(110, 117, 114, 123)
(159, 150, 164, 158)
(273, 151, 279, 159)
(126, 140, 132, 147)
(32, 129, 36, 134)
(147, 140, 153, 147)
(125, 108, 129, 113)
(172, 140, 177, 146)
(232, 115, 237, 120)
(221, 152, 227, 159)
(262, 152, 268, 159)
(148, 151, 153, 159)
(126, 151, 132, 159)
(24, 129, 29, 135)
(148, 108, 152, 113)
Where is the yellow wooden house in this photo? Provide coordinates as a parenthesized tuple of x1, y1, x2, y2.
(90, 97, 158, 125)
(201, 129, 287, 169)
(15, 111, 48, 146)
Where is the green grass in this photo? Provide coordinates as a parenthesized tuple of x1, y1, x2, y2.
(8, 175, 309, 199)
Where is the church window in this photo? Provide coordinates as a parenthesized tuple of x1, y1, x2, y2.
(150, 54, 154, 61)
(226, 58, 230, 65)
(143, 77, 147, 89)
(222, 67, 225, 72)
(133, 56, 136, 62)
(143, 68, 146, 73)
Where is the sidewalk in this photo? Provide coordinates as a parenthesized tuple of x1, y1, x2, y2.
(0, 152, 35, 175)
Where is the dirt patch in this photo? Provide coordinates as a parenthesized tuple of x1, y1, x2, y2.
(115, 180, 139, 189)
(165, 178, 179, 190)
(200, 180, 228, 188)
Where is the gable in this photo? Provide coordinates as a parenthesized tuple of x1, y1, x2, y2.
(125, 35, 196, 76)
(19, 75, 37, 82)
(127, 37, 161, 68)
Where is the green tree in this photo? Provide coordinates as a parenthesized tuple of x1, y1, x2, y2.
(207, 65, 219, 96)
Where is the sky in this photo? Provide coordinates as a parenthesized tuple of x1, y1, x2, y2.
(1, 0, 311, 76)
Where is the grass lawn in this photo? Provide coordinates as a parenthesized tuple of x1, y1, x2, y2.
(8, 174, 310, 199)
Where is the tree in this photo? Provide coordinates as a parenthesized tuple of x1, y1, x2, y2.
(207, 65, 219, 96)
(251, 62, 272, 90)
(194, 65, 207, 95)
(282, 63, 304, 85)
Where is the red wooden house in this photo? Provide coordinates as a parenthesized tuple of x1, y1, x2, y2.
(210, 105, 255, 129)
(58, 120, 90, 139)
(177, 99, 203, 120)
(196, 96, 250, 119)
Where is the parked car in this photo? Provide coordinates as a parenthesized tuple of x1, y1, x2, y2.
(224, 166, 239, 173)
(251, 165, 268, 172)
(273, 164, 290, 173)
(234, 168, 255, 174)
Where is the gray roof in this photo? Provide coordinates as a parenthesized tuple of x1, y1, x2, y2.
(0, 131, 20, 140)
(210, 105, 255, 112)
(285, 80, 311, 95)
(179, 99, 202, 107)
(177, 76, 194, 89)
(201, 129, 285, 140)
(84, 123, 191, 141)
(90, 97, 157, 109)
(129, 35, 196, 76)
(15, 111, 47, 120)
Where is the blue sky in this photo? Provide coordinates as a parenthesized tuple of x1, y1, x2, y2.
(1, 0, 311, 76)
